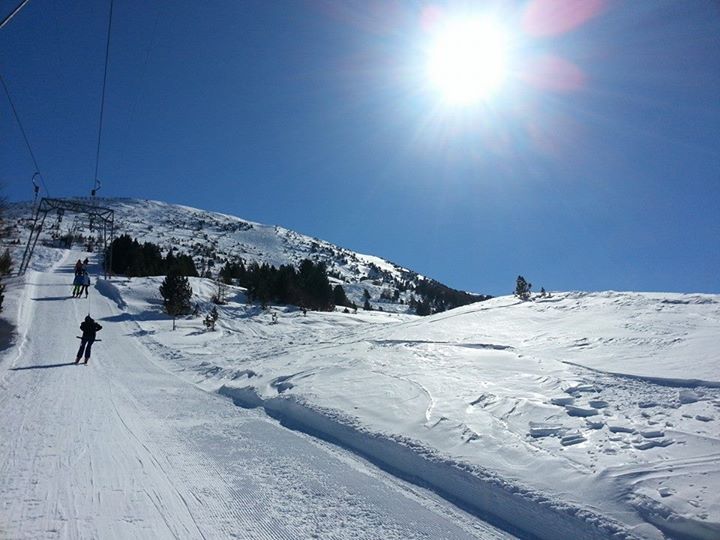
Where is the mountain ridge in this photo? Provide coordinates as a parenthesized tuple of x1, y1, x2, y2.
(6, 197, 491, 313)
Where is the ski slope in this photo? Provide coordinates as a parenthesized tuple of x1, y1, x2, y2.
(2, 247, 719, 540)
(0, 252, 509, 539)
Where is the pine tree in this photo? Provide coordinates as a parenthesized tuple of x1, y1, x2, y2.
(416, 299, 432, 316)
(514, 275, 532, 300)
(160, 271, 193, 330)
(297, 259, 333, 310)
(332, 284, 350, 308)
(212, 279, 227, 304)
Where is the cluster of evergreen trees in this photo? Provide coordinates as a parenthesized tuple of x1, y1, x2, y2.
(109, 235, 197, 277)
(513, 275, 548, 300)
(514, 275, 532, 300)
(108, 233, 495, 317)
(411, 279, 490, 316)
(220, 258, 347, 311)
(218, 260, 247, 285)
(221, 257, 494, 316)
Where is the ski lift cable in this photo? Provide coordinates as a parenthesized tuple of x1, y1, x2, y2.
(92, 0, 114, 195)
(0, 0, 32, 31)
(0, 72, 50, 196)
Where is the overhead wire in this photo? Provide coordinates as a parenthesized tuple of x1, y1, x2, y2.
(0, 0, 32, 31)
(92, 0, 114, 195)
(0, 71, 50, 196)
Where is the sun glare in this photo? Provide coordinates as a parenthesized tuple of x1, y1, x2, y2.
(426, 18, 510, 105)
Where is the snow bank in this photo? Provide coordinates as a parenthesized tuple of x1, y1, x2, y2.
(219, 385, 636, 540)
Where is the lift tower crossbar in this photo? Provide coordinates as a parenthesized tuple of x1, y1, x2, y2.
(18, 198, 115, 276)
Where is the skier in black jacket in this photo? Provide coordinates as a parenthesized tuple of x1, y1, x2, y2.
(75, 315, 102, 365)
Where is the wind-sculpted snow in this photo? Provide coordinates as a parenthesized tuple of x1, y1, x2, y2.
(98, 272, 720, 539)
(218, 385, 637, 540)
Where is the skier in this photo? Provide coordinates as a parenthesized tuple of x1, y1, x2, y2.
(72, 273, 84, 297)
(81, 271, 91, 298)
(75, 315, 102, 364)
(74, 259, 83, 276)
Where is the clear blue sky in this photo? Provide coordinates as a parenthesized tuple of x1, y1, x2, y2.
(1, 0, 718, 296)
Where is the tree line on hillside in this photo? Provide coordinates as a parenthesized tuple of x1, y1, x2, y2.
(224, 258, 492, 316)
(220, 258, 351, 311)
(108, 235, 198, 277)
(158, 257, 350, 333)
(108, 233, 492, 316)
(411, 279, 491, 315)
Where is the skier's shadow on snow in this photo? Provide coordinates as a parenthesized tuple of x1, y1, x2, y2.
(32, 296, 74, 302)
(10, 362, 76, 371)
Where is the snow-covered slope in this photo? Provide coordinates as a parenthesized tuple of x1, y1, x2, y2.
(0, 251, 508, 540)
(6, 198, 489, 312)
(3, 201, 719, 539)
(99, 272, 720, 540)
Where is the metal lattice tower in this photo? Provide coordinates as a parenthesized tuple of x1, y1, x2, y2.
(18, 198, 115, 276)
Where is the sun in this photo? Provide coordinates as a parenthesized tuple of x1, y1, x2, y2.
(426, 18, 510, 105)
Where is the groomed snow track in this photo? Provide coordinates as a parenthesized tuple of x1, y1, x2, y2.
(218, 385, 641, 540)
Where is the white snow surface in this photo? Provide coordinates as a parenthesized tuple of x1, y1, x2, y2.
(0, 252, 510, 540)
(104, 278, 720, 540)
(2, 201, 719, 539)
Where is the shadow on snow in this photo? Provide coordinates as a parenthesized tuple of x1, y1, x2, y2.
(10, 362, 77, 371)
